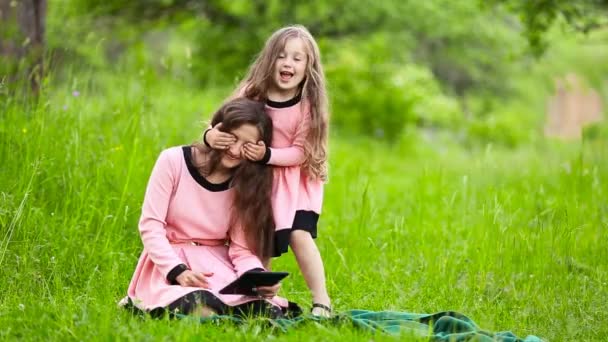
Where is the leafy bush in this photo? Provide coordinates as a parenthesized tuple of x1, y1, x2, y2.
(326, 36, 463, 142)
(583, 121, 608, 142)
(465, 103, 540, 148)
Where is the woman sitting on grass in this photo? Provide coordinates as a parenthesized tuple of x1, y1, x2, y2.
(121, 98, 299, 318)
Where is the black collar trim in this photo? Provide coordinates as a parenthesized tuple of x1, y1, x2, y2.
(266, 92, 302, 108)
(182, 146, 231, 192)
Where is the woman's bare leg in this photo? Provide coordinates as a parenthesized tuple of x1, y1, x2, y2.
(190, 305, 217, 318)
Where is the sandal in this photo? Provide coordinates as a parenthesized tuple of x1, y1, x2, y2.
(311, 303, 332, 317)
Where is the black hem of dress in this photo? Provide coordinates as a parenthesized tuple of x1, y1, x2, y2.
(272, 210, 320, 257)
(182, 146, 231, 192)
(292, 210, 318, 238)
(266, 92, 302, 108)
(165, 290, 227, 317)
(124, 293, 302, 319)
(273, 229, 292, 257)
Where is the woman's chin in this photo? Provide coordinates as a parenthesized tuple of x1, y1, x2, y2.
(221, 158, 242, 169)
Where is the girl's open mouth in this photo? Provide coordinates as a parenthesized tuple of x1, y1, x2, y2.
(279, 71, 294, 81)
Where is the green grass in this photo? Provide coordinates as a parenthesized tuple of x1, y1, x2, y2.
(1, 72, 607, 341)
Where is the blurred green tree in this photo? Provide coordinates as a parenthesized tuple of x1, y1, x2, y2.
(64, 0, 522, 96)
(40, 0, 608, 144)
(489, 0, 608, 55)
(0, 0, 47, 95)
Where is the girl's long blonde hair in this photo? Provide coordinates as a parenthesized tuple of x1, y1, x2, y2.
(231, 25, 329, 181)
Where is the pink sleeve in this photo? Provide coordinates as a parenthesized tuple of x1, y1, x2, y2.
(138, 149, 184, 278)
(228, 224, 265, 276)
(267, 111, 310, 166)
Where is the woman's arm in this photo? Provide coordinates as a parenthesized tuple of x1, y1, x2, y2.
(138, 149, 186, 282)
(228, 224, 265, 277)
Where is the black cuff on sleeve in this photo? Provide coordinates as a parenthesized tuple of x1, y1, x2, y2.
(256, 146, 271, 165)
(203, 129, 212, 148)
(167, 264, 189, 285)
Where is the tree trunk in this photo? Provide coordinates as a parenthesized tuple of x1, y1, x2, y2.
(0, 0, 47, 95)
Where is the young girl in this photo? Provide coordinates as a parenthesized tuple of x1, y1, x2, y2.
(205, 25, 331, 317)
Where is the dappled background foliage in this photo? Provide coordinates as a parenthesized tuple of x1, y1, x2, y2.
(3, 0, 608, 146)
(37, 0, 608, 148)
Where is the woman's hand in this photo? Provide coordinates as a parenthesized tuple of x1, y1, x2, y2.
(206, 123, 237, 150)
(254, 283, 281, 299)
(176, 270, 214, 288)
(243, 141, 266, 161)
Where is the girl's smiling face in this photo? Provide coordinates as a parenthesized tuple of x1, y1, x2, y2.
(272, 38, 308, 97)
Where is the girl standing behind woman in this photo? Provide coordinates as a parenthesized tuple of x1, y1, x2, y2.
(205, 25, 331, 317)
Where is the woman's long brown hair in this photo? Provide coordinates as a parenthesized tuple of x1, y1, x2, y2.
(192, 98, 275, 260)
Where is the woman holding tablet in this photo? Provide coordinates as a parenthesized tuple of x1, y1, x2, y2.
(122, 98, 299, 318)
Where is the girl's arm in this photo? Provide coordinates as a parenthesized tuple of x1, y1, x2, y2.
(205, 85, 248, 148)
(138, 149, 186, 283)
(228, 224, 265, 277)
(204, 123, 236, 150)
(266, 111, 311, 166)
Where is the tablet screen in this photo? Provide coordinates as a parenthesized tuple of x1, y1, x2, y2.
(219, 271, 289, 295)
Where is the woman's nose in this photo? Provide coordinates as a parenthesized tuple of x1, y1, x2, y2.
(228, 142, 242, 156)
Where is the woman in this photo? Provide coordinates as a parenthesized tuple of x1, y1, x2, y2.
(122, 98, 299, 318)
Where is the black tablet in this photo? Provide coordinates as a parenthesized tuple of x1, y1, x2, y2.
(219, 271, 289, 296)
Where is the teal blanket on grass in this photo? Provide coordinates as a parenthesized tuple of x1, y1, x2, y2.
(177, 309, 543, 341)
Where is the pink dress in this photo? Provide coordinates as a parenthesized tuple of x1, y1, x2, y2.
(124, 146, 290, 315)
(264, 95, 324, 256)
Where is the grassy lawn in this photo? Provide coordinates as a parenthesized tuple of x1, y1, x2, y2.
(1, 74, 606, 341)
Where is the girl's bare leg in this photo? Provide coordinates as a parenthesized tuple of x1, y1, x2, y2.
(290, 230, 331, 316)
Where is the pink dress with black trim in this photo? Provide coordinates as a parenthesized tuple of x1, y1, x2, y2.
(263, 95, 324, 256)
(123, 146, 290, 314)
